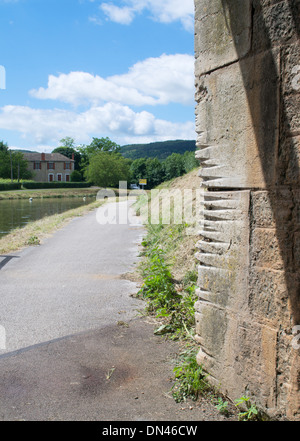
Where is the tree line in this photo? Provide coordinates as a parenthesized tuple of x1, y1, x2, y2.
(0, 136, 198, 188)
(129, 151, 198, 189)
(0, 141, 33, 181)
(55, 136, 198, 189)
(120, 139, 197, 160)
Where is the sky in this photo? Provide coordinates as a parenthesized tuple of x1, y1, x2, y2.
(0, 0, 195, 152)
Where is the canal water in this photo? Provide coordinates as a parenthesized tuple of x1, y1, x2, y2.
(0, 197, 95, 238)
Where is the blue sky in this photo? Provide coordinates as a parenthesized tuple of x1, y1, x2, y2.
(0, 0, 195, 152)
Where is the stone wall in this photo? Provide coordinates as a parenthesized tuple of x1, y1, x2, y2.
(194, 0, 299, 419)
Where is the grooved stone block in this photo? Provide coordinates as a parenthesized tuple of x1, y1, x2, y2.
(196, 50, 279, 189)
(196, 190, 250, 308)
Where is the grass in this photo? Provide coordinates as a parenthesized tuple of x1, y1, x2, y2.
(0, 179, 35, 182)
(171, 346, 210, 403)
(136, 220, 208, 404)
(133, 171, 251, 419)
(132, 172, 211, 404)
(136, 223, 209, 403)
(0, 185, 134, 201)
(137, 222, 198, 341)
(0, 199, 104, 255)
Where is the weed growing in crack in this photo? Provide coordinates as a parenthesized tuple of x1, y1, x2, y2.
(214, 397, 230, 416)
(234, 396, 261, 421)
(171, 346, 210, 403)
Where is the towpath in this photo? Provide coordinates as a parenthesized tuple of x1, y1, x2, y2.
(0, 201, 234, 421)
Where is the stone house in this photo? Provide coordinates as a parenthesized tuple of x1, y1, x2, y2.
(23, 152, 75, 183)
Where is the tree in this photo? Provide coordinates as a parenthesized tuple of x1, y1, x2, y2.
(70, 170, 83, 182)
(78, 137, 121, 162)
(163, 153, 185, 181)
(52, 138, 82, 172)
(77, 137, 121, 177)
(0, 140, 8, 153)
(12, 151, 33, 181)
(130, 155, 186, 189)
(145, 158, 165, 189)
(130, 158, 148, 184)
(0, 143, 32, 180)
(182, 151, 198, 173)
(86, 152, 130, 188)
(59, 136, 76, 149)
(87, 137, 121, 155)
(0, 146, 10, 178)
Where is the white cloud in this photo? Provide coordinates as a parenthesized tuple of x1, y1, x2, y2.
(30, 71, 157, 107)
(100, 3, 135, 25)
(88, 16, 103, 25)
(109, 54, 195, 106)
(0, 103, 195, 146)
(99, 0, 194, 31)
(30, 54, 195, 107)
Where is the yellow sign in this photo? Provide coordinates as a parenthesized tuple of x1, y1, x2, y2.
(139, 179, 147, 185)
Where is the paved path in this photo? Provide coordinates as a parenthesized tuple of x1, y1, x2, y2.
(0, 201, 235, 421)
(0, 201, 144, 353)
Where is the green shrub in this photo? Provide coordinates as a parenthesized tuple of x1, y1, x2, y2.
(138, 244, 197, 339)
(0, 182, 22, 191)
(27, 235, 40, 246)
(139, 247, 180, 313)
(70, 170, 83, 182)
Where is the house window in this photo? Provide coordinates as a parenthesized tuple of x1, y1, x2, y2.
(65, 162, 71, 170)
(57, 174, 62, 182)
(66, 175, 70, 182)
(48, 174, 54, 182)
(34, 162, 41, 170)
(48, 162, 55, 170)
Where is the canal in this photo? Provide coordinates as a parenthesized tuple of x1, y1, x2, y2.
(0, 196, 95, 238)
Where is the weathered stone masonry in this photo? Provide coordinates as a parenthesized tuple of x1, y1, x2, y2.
(194, 0, 299, 419)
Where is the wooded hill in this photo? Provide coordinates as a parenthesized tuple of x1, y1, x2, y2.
(120, 139, 196, 160)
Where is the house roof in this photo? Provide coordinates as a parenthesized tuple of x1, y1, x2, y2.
(23, 152, 74, 162)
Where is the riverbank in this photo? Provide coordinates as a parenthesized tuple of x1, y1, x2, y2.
(0, 199, 105, 255)
(0, 187, 100, 200)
